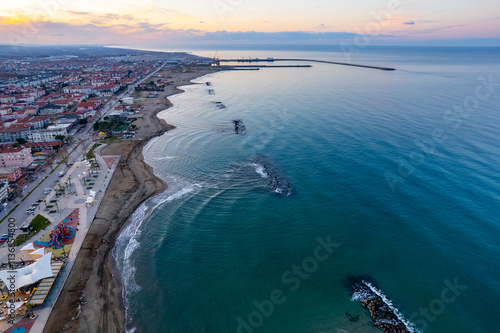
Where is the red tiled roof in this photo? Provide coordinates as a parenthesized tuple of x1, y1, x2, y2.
(77, 102, 96, 108)
(0, 147, 26, 153)
(23, 141, 60, 148)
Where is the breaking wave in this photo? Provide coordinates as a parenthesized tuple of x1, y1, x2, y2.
(351, 279, 419, 333)
(113, 179, 203, 333)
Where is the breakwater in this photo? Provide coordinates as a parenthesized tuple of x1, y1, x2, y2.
(217, 58, 395, 71)
(219, 65, 312, 68)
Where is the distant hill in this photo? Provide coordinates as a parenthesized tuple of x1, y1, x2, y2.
(0, 44, 210, 62)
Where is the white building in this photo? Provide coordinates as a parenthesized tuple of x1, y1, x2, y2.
(0, 179, 8, 202)
(46, 123, 72, 132)
(122, 97, 134, 105)
(28, 128, 68, 143)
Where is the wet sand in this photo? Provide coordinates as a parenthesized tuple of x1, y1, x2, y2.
(43, 66, 220, 333)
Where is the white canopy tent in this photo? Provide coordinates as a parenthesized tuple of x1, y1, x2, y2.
(13, 301, 24, 310)
(0, 253, 53, 290)
(30, 248, 45, 256)
(89, 190, 96, 197)
(20, 243, 35, 251)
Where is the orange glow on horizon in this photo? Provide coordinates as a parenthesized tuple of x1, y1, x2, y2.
(2, 16, 29, 25)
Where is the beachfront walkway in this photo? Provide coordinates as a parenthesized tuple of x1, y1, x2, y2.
(0, 145, 120, 333)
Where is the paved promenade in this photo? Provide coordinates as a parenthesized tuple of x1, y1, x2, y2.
(0, 145, 120, 333)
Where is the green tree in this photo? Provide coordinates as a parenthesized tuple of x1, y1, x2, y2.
(26, 303, 34, 316)
(16, 137, 26, 144)
(79, 118, 88, 125)
(55, 135, 65, 143)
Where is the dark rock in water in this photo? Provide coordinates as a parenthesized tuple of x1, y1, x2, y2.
(345, 312, 359, 322)
(215, 101, 226, 109)
(232, 119, 246, 134)
(349, 277, 413, 333)
(250, 156, 293, 196)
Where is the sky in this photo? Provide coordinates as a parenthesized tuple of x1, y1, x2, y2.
(0, 0, 499, 46)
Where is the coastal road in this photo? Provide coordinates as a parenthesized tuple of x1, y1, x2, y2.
(0, 62, 167, 254)
(0, 61, 165, 233)
(96, 61, 167, 121)
(0, 135, 90, 248)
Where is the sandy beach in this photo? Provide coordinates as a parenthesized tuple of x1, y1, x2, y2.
(43, 65, 220, 333)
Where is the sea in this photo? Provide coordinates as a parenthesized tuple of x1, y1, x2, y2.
(112, 45, 500, 333)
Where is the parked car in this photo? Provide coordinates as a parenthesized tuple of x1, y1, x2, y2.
(20, 224, 32, 232)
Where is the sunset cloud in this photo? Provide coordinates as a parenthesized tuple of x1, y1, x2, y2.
(0, 18, 397, 46)
(0, 0, 499, 46)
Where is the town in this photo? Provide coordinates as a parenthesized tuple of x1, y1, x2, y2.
(0, 45, 214, 332)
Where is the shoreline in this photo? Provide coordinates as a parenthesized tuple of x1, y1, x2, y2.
(43, 65, 221, 333)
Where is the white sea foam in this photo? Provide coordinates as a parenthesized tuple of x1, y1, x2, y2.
(223, 169, 234, 178)
(150, 155, 176, 161)
(351, 280, 420, 333)
(157, 184, 200, 205)
(114, 199, 152, 333)
(114, 179, 203, 333)
(251, 163, 268, 179)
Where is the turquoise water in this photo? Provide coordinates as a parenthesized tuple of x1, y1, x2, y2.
(114, 46, 500, 333)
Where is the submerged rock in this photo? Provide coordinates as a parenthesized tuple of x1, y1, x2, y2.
(214, 101, 226, 109)
(345, 312, 359, 322)
(232, 119, 246, 134)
